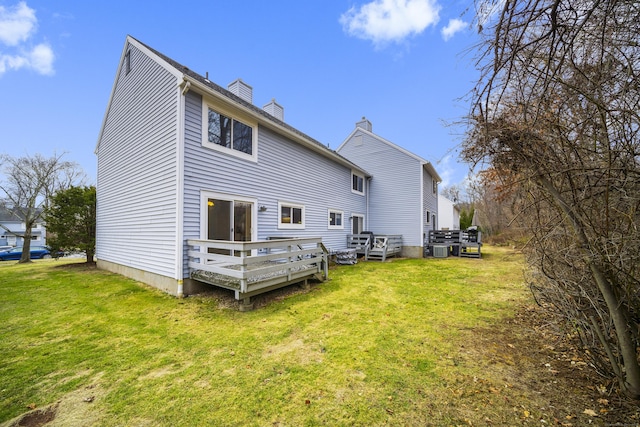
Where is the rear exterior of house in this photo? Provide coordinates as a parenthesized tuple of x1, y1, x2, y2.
(337, 118, 441, 258)
(95, 36, 368, 297)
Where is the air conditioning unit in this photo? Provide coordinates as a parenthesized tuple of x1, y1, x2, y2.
(433, 245, 449, 258)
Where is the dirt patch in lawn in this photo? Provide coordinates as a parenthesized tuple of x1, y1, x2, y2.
(1, 378, 105, 427)
(461, 304, 640, 425)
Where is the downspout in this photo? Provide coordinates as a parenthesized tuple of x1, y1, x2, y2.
(175, 78, 188, 297)
(366, 176, 372, 231)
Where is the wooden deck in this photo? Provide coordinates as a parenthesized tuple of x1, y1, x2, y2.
(187, 238, 328, 308)
(347, 234, 402, 261)
(426, 229, 482, 258)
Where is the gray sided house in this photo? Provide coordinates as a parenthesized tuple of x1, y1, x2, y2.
(0, 207, 46, 247)
(95, 36, 368, 298)
(337, 118, 442, 258)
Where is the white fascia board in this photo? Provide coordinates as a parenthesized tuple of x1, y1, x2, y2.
(336, 128, 359, 152)
(422, 161, 442, 183)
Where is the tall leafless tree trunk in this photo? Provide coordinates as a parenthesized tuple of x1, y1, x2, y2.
(463, 0, 640, 397)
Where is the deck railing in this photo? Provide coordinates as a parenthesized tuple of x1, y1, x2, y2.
(187, 237, 328, 300)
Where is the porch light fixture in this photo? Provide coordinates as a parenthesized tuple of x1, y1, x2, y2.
(259, 205, 268, 212)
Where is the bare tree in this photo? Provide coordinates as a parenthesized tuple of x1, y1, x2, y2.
(0, 153, 84, 263)
(463, 0, 640, 397)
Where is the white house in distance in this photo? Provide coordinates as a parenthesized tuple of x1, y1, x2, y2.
(337, 118, 441, 258)
(95, 36, 442, 301)
(437, 195, 460, 230)
(0, 207, 46, 247)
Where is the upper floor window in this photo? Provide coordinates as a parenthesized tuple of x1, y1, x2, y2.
(203, 104, 257, 161)
(432, 179, 437, 194)
(278, 202, 305, 229)
(352, 172, 364, 195)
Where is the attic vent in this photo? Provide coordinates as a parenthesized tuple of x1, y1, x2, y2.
(263, 98, 284, 121)
(228, 79, 253, 104)
(356, 117, 372, 132)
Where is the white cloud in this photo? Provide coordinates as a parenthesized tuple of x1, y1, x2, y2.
(0, 1, 36, 46)
(0, 1, 54, 76)
(29, 43, 54, 74)
(340, 0, 441, 47)
(436, 154, 454, 187)
(441, 18, 467, 41)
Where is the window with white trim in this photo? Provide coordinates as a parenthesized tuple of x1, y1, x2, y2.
(352, 172, 364, 195)
(432, 179, 437, 194)
(278, 202, 305, 229)
(328, 209, 344, 229)
(203, 104, 256, 160)
(426, 210, 431, 224)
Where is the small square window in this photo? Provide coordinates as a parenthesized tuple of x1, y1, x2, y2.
(278, 202, 305, 229)
(328, 209, 344, 229)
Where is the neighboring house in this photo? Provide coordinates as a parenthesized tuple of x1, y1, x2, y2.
(437, 195, 460, 230)
(337, 118, 442, 258)
(95, 36, 369, 298)
(0, 207, 46, 247)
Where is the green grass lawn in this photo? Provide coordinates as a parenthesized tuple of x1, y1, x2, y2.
(0, 247, 531, 426)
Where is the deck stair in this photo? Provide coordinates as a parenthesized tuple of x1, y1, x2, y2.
(346, 233, 372, 259)
(366, 235, 402, 261)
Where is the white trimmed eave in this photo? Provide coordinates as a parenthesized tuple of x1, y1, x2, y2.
(181, 75, 370, 177)
(422, 161, 442, 183)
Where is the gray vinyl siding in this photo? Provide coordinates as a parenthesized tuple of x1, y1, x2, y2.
(96, 43, 179, 278)
(182, 92, 365, 275)
(423, 167, 438, 233)
(338, 131, 425, 247)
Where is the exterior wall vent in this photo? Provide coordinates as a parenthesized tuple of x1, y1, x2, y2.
(263, 98, 284, 121)
(228, 79, 253, 104)
(356, 117, 372, 132)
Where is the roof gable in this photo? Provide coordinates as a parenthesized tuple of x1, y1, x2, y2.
(96, 36, 368, 176)
(338, 126, 442, 182)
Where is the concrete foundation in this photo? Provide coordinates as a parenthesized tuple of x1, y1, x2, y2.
(96, 259, 209, 297)
(401, 245, 424, 258)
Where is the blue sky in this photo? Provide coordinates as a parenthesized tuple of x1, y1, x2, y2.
(0, 0, 480, 187)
